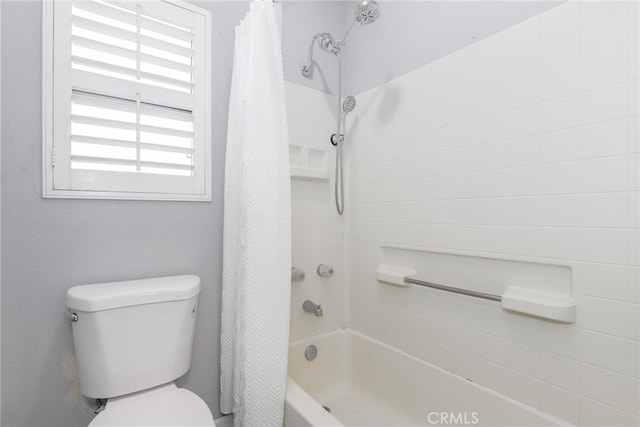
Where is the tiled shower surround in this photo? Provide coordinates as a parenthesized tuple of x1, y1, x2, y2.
(289, 1, 639, 425)
(288, 84, 346, 342)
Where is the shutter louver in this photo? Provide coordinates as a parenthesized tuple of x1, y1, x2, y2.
(66, 0, 201, 183)
(71, 0, 195, 95)
(70, 91, 195, 177)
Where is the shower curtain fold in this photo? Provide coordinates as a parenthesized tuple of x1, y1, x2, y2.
(220, 2, 291, 426)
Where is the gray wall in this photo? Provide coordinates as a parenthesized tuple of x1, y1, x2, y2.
(1, 1, 248, 426)
(345, 1, 563, 95)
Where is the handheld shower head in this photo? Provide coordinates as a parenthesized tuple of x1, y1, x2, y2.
(355, 0, 381, 25)
(331, 95, 357, 145)
(343, 96, 356, 113)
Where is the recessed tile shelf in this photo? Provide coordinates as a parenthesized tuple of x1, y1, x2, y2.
(290, 145, 329, 181)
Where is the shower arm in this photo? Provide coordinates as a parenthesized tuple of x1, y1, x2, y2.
(301, 33, 323, 77)
(336, 21, 357, 47)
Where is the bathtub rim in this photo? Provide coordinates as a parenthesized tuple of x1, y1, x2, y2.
(285, 376, 343, 426)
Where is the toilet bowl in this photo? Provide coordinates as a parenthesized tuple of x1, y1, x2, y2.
(66, 275, 215, 427)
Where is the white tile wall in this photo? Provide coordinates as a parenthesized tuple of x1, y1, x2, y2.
(286, 83, 345, 342)
(339, 1, 639, 425)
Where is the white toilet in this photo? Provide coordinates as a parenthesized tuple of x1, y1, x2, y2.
(66, 275, 215, 427)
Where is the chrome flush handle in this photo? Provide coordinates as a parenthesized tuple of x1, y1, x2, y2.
(65, 309, 78, 322)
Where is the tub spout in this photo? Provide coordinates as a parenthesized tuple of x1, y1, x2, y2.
(303, 300, 323, 317)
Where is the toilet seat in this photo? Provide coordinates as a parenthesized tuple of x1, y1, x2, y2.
(89, 383, 215, 427)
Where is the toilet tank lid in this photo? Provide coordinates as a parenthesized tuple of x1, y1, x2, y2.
(66, 275, 201, 312)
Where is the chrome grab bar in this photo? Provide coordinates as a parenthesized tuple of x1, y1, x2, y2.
(403, 277, 502, 302)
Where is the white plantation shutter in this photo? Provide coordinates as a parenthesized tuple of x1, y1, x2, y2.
(44, 0, 211, 200)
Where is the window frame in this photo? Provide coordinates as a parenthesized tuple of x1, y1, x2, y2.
(42, 0, 212, 201)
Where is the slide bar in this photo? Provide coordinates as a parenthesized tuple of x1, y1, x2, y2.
(404, 277, 502, 302)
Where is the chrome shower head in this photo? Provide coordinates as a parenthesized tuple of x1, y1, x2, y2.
(355, 0, 381, 25)
(343, 96, 356, 113)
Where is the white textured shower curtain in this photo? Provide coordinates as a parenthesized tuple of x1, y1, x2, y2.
(220, 1, 291, 426)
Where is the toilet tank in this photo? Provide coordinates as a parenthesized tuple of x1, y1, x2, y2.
(66, 275, 201, 399)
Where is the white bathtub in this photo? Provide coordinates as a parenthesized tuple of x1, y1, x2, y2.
(285, 330, 570, 427)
